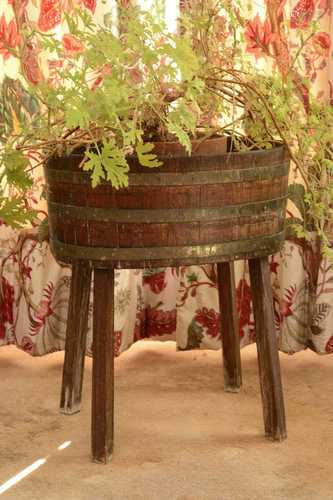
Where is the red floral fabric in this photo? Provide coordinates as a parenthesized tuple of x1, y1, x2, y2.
(0, 0, 332, 357)
(290, 0, 315, 29)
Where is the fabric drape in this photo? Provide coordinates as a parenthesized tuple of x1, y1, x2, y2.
(1, 0, 333, 356)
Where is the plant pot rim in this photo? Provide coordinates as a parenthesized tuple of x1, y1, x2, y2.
(48, 137, 286, 161)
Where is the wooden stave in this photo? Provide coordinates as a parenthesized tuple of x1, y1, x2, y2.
(45, 145, 289, 266)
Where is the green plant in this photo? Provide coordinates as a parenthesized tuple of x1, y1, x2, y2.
(0, 1, 332, 257)
(0, 3, 273, 222)
(240, 4, 333, 259)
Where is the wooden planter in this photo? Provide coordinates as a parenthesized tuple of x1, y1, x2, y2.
(44, 138, 289, 463)
(45, 139, 290, 268)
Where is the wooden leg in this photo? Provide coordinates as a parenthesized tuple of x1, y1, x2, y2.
(91, 267, 114, 464)
(217, 262, 242, 392)
(60, 260, 92, 415)
(248, 256, 287, 441)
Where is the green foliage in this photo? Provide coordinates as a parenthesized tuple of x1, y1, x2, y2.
(164, 37, 200, 81)
(83, 141, 130, 189)
(64, 100, 90, 130)
(1, 149, 32, 189)
(135, 143, 162, 168)
(0, 196, 36, 228)
(0, 0, 332, 260)
(166, 99, 197, 154)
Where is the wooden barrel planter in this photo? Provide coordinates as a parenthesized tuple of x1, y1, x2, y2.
(44, 137, 290, 463)
(44, 138, 290, 268)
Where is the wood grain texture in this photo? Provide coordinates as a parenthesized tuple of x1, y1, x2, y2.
(49, 213, 283, 248)
(249, 257, 287, 441)
(46, 141, 289, 173)
(91, 268, 115, 463)
(217, 262, 242, 392)
(45, 143, 289, 268)
(60, 260, 92, 415)
(50, 230, 286, 269)
(47, 177, 289, 210)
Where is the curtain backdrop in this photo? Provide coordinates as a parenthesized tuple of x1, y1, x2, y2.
(1, 0, 333, 357)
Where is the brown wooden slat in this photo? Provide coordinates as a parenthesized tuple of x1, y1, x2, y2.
(47, 197, 286, 222)
(47, 176, 288, 209)
(46, 164, 289, 188)
(67, 180, 283, 209)
(50, 231, 285, 268)
(46, 143, 289, 173)
(50, 215, 283, 248)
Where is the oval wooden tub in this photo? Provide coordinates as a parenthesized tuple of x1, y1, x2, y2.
(44, 138, 290, 268)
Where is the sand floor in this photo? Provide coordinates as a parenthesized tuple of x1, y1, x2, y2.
(0, 341, 332, 500)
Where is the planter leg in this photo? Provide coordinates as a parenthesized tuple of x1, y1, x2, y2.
(60, 260, 92, 415)
(248, 256, 287, 441)
(91, 267, 114, 464)
(217, 262, 242, 393)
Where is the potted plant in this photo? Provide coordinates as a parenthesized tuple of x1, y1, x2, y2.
(1, 2, 331, 253)
(0, 0, 330, 463)
(0, 0, 290, 460)
(1, 2, 289, 252)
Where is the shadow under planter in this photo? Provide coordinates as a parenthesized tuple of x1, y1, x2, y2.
(45, 138, 289, 463)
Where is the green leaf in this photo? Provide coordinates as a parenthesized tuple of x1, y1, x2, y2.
(82, 141, 130, 189)
(165, 37, 199, 81)
(101, 141, 129, 189)
(64, 102, 90, 129)
(82, 150, 105, 187)
(0, 196, 36, 228)
(2, 149, 32, 189)
(167, 122, 192, 154)
(63, 12, 79, 35)
(136, 142, 162, 168)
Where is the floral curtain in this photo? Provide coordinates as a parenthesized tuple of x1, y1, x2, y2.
(1, 0, 333, 357)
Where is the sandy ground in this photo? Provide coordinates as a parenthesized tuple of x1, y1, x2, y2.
(0, 341, 332, 500)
